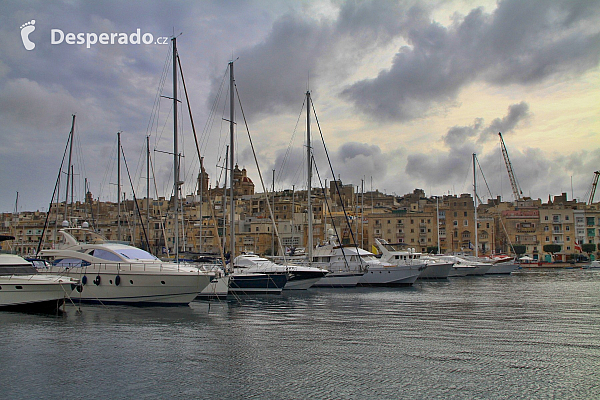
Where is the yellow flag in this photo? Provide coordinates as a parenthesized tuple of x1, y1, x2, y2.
(371, 245, 378, 255)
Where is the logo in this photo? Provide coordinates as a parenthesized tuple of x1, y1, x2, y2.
(20, 20, 36, 50)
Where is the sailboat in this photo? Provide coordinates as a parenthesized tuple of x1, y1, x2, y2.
(37, 38, 216, 305)
(219, 60, 288, 294)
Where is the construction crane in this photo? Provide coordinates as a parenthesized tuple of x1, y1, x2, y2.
(499, 132, 524, 202)
(588, 171, 600, 205)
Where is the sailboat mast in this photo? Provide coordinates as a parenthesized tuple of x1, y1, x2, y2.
(172, 37, 179, 263)
(229, 61, 235, 262)
(473, 153, 478, 257)
(306, 91, 313, 263)
(436, 196, 440, 254)
(64, 114, 75, 224)
(223, 145, 229, 255)
(117, 131, 121, 241)
(146, 135, 150, 252)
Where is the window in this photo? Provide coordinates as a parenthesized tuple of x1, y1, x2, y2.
(545, 216, 549, 221)
(464, 212, 467, 217)
(454, 212, 457, 217)
(587, 217, 595, 226)
(486, 223, 490, 228)
(566, 226, 570, 231)
(453, 221, 458, 226)
(544, 226, 549, 231)
(464, 220, 468, 226)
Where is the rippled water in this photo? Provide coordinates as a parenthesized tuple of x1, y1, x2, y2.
(1, 268, 600, 399)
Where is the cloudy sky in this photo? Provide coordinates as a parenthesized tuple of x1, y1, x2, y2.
(1, 0, 599, 213)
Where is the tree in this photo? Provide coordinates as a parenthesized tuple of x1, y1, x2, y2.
(582, 243, 596, 254)
(512, 245, 527, 256)
(426, 246, 438, 254)
(543, 244, 561, 261)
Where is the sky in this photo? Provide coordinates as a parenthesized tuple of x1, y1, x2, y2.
(1, 0, 599, 213)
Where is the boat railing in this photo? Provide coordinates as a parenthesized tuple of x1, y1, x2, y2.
(51, 261, 193, 273)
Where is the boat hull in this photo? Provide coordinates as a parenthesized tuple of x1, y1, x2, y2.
(448, 266, 474, 277)
(312, 272, 364, 288)
(0, 275, 75, 313)
(228, 273, 287, 294)
(358, 265, 422, 286)
(195, 276, 230, 300)
(47, 269, 212, 305)
(418, 263, 452, 279)
(284, 270, 329, 290)
(486, 263, 519, 274)
(467, 264, 493, 276)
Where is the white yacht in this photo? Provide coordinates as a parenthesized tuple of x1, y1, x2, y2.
(234, 254, 328, 290)
(434, 255, 491, 276)
(0, 236, 78, 313)
(374, 239, 449, 280)
(485, 255, 519, 274)
(38, 229, 215, 305)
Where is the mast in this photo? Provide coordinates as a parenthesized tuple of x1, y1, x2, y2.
(223, 145, 229, 258)
(117, 131, 121, 241)
(271, 169, 275, 256)
(436, 196, 440, 254)
(473, 153, 478, 257)
(64, 114, 75, 224)
(146, 135, 150, 252)
(199, 157, 204, 253)
(172, 36, 179, 263)
(229, 61, 235, 262)
(306, 90, 313, 264)
(291, 184, 295, 250)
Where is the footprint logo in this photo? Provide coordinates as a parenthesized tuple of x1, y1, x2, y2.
(20, 20, 36, 50)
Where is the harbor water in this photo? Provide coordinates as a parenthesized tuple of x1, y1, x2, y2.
(1, 268, 599, 399)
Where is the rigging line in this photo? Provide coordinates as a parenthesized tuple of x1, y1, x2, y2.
(98, 138, 118, 202)
(176, 54, 226, 268)
(146, 45, 172, 137)
(234, 83, 287, 263)
(311, 99, 365, 270)
(37, 128, 72, 255)
(149, 148, 170, 257)
(276, 97, 306, 184)
(120, 144, 150, 250)
(312, 155, 347, 257)
(474, 154, 516, 255)
(199, 67, 228, 168)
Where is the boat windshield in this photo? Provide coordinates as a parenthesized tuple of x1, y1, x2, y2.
(54, 258, 90, 267)
(115, 248, 158, 261)
(0, 264, 38, 275)
(361, 255, 377, 261)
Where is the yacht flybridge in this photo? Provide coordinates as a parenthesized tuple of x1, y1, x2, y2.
(37, 229, 215, 305)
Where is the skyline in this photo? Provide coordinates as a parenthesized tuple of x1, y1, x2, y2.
(1, 0, 599, 213)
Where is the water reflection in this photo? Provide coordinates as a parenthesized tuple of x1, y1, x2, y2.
(1, 268, 599, 399)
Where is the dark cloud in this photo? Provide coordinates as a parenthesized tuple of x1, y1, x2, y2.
(342, 0, 600, 121)
(407, 101, 531, 190)
(481, 101, 531, 141)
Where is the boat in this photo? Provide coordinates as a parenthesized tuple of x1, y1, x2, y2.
(38, 228, 215, 305)
(427, 254, 479, 276)
(234, 254, 327, 290)
(195, 264, 230, 300)
(374, 239, 449, 280)
(306, 237, 366, 288)
(588, 260, 600, 269)
(485, 255, 520, 274)
(0, 235, 78, 313)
